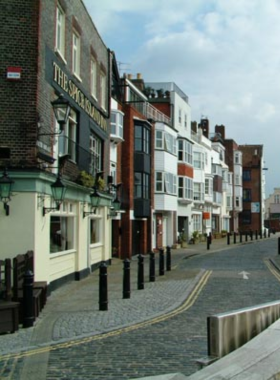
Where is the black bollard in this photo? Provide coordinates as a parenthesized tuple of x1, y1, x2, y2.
(23, 270, 35, 328)
(233, 232, 236, 244)
(159, 248, 164, 276)
(166, 246, 171, 271)
(5, 258, 12, 301)
(99, 262, 108, 311)
(278, 237, 280, 255)
(137, 254, 144, 290)
(207, 235, 211, 250)
(149, 252, 156, 282)
(209, 232, 212, 245)
(240, 232, 242, 243)
(227, 233, 230, 245)
(268, 229, 271, 238)
(123, 259, 130, 299)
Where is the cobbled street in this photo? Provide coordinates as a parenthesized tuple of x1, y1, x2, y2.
(1, 238, 280, 379)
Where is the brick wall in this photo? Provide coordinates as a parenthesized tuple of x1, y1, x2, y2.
(1, 0, 111, 180)
(0, 0, 39, 168)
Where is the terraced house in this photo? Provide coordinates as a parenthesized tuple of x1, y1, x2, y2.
(0, 0, 114, 291)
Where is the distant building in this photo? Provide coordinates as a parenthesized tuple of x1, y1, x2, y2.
(238, 145, 265, 233)
(264, 188, 280, 232)
(215, 125, 243, 232)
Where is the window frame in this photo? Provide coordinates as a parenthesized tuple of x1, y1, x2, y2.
(72, 29, 81, 79)
(58, 110, 77, 162)
(89, 133, 102, 177)
(89, 215, 102, 245)
(135, 123, 151, 154)
(134, 172, 150, 200)
(90, 57, 97, 99)
(55, 3, 66, 60)
(49, 202, 76, 254)
(100, 70, 107, 111)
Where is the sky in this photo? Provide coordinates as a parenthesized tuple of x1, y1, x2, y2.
(84, 0, 280, 196)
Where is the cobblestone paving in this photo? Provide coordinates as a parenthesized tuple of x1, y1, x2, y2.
(44, 240, 280, 380)
(1, 238, 280, 379)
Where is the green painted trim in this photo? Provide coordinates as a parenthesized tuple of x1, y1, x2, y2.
(8, 171, 113, 204)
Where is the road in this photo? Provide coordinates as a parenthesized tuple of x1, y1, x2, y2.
(47, 239, 280, 379)
(1, 238, 280, 379)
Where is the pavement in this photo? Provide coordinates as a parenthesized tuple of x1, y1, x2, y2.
(1, 233, 280, 380)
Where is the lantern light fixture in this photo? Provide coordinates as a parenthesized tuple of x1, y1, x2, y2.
(39, 94, 71, 136)
(83, 187, 100, 218)
(43, 174, 67, 216)
(0, 169, 14, 216)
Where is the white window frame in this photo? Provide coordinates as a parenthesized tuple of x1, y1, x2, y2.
(194, 152, 204, 169)
(178, 139, 193, 165)
(205, 178, 213, 195)
(91, 57, 97, 99)
(89, 133, 102, 177)
(55, 3, 65, 60)
(194, 182, 204, 201)
(90, 215, 102, 245)
(72, 30, 81, 79)
(49, 202, 76, 254)
(100, 70, 106, 111)
(193, 214, 201, 232)
(184, 113, 187, 129)
(110, 110, 123, 139)
(59, 110, 77, 162)
(178, 176, 193, 200)
(155, 131, 163, 149)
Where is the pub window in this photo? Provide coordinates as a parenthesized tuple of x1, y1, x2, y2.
(50, 214, 75, 254)
(58, 110, 77, 162)
(100, 70, 106, 110)
(91, 57, 97, 99)
(89, 133, 102, 177)
(55, 3, 65, 59)
(90, 217, 102, 244)
(72, 30, 81, 78)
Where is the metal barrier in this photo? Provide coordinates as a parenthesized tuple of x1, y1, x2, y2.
(207, 300, 280, 358)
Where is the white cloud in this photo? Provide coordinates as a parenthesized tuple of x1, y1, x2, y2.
(83, 0, 280, 194)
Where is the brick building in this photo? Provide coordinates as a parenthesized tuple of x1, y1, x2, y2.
(239, 145, 264, 233)
(0, 0, 113, 291)
(110, 74, 155, 258)
(215, 125, 243, 232)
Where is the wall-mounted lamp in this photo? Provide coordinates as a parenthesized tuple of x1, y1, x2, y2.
(108, 183, 122, 218)
(39, 94, 71, 136)
(83, 187, 100, 217)
(43, 174, 66, 216)
(0, 169, 14, 216)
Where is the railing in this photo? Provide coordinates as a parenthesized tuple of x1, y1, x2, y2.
(145, 103, 171, 125)
(127, 99, 171, 125)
